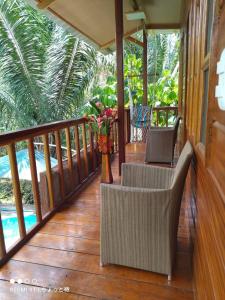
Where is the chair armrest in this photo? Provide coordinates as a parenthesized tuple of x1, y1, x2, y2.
(121, 163, 174, 189)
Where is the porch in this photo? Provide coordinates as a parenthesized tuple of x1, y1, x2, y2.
(0, 143, 193, 300)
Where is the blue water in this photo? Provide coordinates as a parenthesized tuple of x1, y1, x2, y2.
(2, 214, 37, 248)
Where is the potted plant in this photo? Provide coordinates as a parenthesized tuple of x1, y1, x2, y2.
(84, 101, 117, 183)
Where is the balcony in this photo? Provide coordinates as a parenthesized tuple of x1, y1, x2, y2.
(0, 107, 193, 299)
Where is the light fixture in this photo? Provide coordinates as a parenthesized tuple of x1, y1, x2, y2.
(126, 11, 146, 21)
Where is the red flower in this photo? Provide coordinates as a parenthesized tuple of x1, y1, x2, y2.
(104, 108, 112, 117)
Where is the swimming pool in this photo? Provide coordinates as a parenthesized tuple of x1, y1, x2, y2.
(2, 213, 37, 249)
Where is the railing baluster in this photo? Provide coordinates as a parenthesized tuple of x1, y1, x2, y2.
(43, 134, 54, 210)
(74, 124, 81, 183)
(166, 110, 169, 127)
(89, 125, 96, 171)
(65, 127, 73, 187)
(55, 130, 65, 200)
(111, 123, 115, 154)
(7, 143, 26, 238)
(0, 213, 6, 258)
(115, 122, 118, 152)
(156, 110, 159, 127)
(81, 123, 89, 177)
(28, 138, 42, 223)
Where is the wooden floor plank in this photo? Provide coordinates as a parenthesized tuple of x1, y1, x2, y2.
(0, 279, 94, 300)
(28, 233, 99, 255)
(40, 222, 100, 240)
(0, 260, 193, 300)
(39, 222, 100, 240)
(11, 245, 192, 291)
(49, 213, 99, 226)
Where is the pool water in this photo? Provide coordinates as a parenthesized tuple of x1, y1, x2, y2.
(2, 214, 37, 249)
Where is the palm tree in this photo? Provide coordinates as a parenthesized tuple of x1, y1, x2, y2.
(0, 0, 99, 131)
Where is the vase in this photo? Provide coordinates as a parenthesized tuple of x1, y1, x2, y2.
(98, 135, 113, 184)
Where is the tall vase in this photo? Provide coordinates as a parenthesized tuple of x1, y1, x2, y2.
(98, 135, 113, 184)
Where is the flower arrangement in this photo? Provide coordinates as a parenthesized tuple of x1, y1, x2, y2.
(85, 101, 117, 135)
(84, 100, 117, 154)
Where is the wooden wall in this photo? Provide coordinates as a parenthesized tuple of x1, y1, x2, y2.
(180, 0, 225, 299)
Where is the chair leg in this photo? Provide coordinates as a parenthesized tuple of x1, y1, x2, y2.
(168, 274, 172, 281)
(100, 259, 107, 267)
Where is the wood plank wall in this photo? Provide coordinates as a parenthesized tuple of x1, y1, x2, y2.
(180, 0, 225, 299)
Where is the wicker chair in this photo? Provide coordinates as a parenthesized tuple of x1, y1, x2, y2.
(100, 141, 193, 279)
(145, 116, 181, 164)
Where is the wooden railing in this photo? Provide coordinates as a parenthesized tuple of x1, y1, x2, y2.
(0, 117, 119, 265)
(152, 106, 178, 127)
(124, 106, 178, 143)
(0, 107, 175, 264)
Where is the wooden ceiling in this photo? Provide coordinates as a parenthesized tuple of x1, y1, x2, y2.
(36, 0, 183, 49)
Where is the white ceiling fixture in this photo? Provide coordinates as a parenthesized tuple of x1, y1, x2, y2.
(126, 11, 146, 21)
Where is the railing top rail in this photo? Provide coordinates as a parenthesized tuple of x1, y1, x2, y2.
(153, 106, 178, 111)
(0, 117, 86, 147)
(125, 106, 178, 111)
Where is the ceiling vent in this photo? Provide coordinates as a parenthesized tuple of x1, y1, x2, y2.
(126, 11, 146, 21)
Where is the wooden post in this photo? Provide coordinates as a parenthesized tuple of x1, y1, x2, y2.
(43, 134, 54, 210)
(115, 0, 125, 175)
(28, 139, 42, 223)
(143, 29, 148, 105)
(7, 143, 26, 238)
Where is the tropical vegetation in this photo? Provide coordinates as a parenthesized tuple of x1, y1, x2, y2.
(0, 0, 180, 206)
(0, 0, 180, 134)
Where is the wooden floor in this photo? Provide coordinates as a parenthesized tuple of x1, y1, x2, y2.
(0, 143, 194, 300)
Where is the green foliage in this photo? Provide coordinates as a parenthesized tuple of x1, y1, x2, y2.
(92, 76, 117, 108)
(124, 54, 143, 105)
(124, 33, 180, 108)
(0, 178, 33, 205)
(0, 0, 180, 134)
(0, 0, 99, 131)
(148, 70, 178, 107)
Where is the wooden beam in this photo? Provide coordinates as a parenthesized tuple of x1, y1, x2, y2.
(101, 25, 144, 49)
(126, 36, 143, 47)
(101, 23, 180, 49)
(115, 0, 125, 175)
(131, 0, 139, 11)
(37, 0, 56, 9)
(143, 29, 148, 105)
(145, 23, 181, 30)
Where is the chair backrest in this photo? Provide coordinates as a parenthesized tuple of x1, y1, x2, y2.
(132, 105, 152, 126)
(172, 140, 193, 188)
(168, 140, 193, 266)
(172, 116, 181, 147)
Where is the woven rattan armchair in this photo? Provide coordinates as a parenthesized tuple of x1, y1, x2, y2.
(145, 116, 181, 164)
(100, 141, 193, 279)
